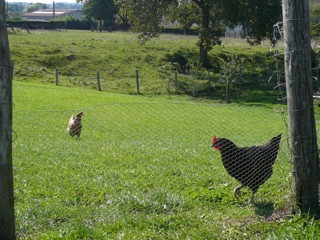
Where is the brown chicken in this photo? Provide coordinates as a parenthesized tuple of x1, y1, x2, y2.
(67, 112, 84, 139)
(211, 134, 282, 202)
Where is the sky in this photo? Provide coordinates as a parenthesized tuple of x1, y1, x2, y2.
(7, 0, 79, 3)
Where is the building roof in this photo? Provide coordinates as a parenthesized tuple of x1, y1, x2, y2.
(23, 9, 80, 17)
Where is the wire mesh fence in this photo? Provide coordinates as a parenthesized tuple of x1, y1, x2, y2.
(14, 81, 320, 238)
(10, 22, 320, 237)
(13, 101, 291, 206)
(7, 21, 320, 237)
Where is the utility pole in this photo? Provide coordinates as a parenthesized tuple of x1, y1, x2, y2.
(282, 0, 319, 213)
(0, 0, 15, 239)
(53, 1, 55, 19)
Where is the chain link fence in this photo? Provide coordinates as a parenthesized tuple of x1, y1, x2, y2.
(18, 83, 320, 237)
(13, 100, 291, 201)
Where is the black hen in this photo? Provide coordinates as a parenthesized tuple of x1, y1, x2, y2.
(211, 134, 282, 202)
(67, 112, 84, 139)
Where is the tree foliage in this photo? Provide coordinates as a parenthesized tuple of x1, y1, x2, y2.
(124, 0, 281, 67)
(123, 0, 176, 42)
(7, 3, 25, 20)
(225, 0, 282, 45)
(75, 0, 281, 66)
(168, 0, 200, 35)
(310, 2, 320, 37)
(27, 2, 47, 12)
(219, 54, 244, 103)
(77, 0, 117, 31)
(114, 0, 131, 30)
(192, 0, 225, 66)
(8, 3, 25, 13)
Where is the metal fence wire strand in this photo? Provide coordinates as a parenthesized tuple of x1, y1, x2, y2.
(13, 101, 292, 206)
(12, 22, 320, 216)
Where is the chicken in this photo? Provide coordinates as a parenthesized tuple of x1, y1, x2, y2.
(67, 112, 84, 139)
(211, 134, 282, 203)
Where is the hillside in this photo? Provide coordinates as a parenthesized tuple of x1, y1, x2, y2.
(9, 30, 281, 103)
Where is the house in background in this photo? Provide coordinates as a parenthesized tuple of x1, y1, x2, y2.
(22, 9, 83, 21)
(225, 25, 245, 38)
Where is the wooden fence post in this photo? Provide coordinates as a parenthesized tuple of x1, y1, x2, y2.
(283, 0, 319, 213)
(55, 68, 58, 86)
(11, 60, 14, 79)
(208, 69, 211, 89)
(175, 71, 178, 94)
(97, 70, 101, 91)
(136, 70, 140, 94)
(0, 1, 16, 238)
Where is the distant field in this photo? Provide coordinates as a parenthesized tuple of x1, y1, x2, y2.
(8, 30, 278, 101)
(13, 81, 320, 239)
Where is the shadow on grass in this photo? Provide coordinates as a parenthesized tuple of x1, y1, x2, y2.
(196, 82, 284, 106)
(253, 201, 275, 217)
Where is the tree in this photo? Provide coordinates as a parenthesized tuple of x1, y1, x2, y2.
(125, 0, 219, 66)
(192, 0, 225, 67)
(77, 0, 117, 32)
(27, 2, 47, 12)
(7, 2, 25, 13)
(7, 3, 25, 20)
(310, 2, 320, 37)
(168, 0, 199, 35)
(114, 0, 131, 30)
(220, 54, 243, 103)
(125, 0, 282, 67)
(124, 0, 175, 42)
(227, 0, 282, 45)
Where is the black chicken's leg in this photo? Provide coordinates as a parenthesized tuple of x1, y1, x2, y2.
(249, 191, 256, 203)
(234, 185, 244, 198)
(235, 185, 256, 203)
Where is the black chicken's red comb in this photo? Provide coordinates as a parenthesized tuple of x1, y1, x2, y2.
(212, 136, 217, 144)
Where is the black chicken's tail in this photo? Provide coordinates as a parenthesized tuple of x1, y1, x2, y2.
(270, 134, 282, 147)
(267, 134, 282, 164)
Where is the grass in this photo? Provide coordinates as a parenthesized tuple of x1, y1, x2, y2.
(9, 30, 320, 238)
(9, 30, 197, 93)
(13, 80, 319, 239)
(9, 30, 278, 101)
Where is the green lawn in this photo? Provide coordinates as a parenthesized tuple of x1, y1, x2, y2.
(12, 81, 317, 239)
(9, 30, 277, 100)
(9, 29, 320, 239)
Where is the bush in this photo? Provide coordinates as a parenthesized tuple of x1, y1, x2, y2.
(64, 16, 94, 30)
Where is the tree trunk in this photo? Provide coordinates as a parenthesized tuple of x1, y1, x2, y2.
(0, 0, 15, 238)
(198, 3, 210, 67)
(99, 19, 103, 32)
(283, 0, 319, 214)
(199, 42, 208, 67)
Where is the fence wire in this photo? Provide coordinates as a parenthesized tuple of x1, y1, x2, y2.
(15, 90, 320, 240)
(13, 102, 292, 206)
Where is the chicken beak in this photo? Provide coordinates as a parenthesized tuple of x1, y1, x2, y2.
(211, 143, 219, 150)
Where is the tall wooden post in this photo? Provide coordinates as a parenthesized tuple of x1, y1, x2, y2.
(55, 68, 58, 86)
(136, 70, 140, 94)
(282, 0, 319, 213)
(175, 71, 178, 94)
(0, 0, 16, 238)
(207, 69, 211, 89)
(97, 70, 101, 91)
(53, 1, 55, 19)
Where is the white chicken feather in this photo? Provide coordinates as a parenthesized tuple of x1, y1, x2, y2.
(67, 112, 84, 139)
